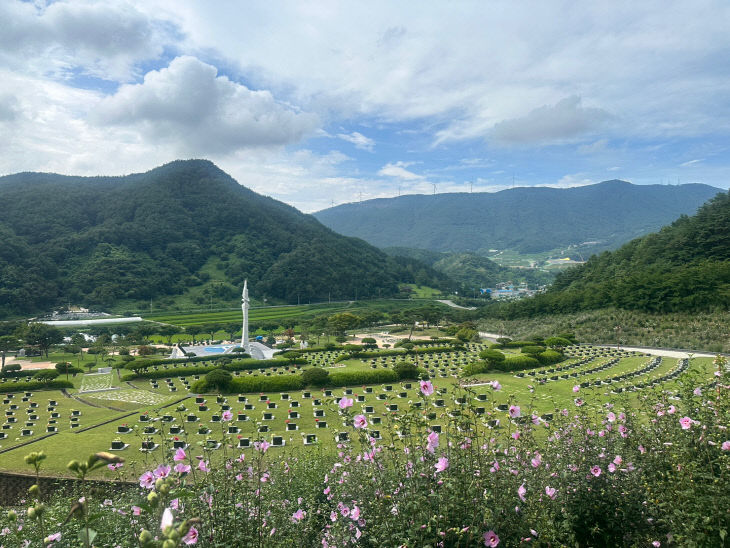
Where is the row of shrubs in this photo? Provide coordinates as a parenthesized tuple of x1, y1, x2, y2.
(191, 363, 422, 394)
(334, 345, 460, 363)
(0, 379, 74, 393)
(0, 365, 35, 378)
(126, 352, 251, 371)
(123, 357, 307, 381)
(465, 349, 564, 375)
(490, 336, 574, 349)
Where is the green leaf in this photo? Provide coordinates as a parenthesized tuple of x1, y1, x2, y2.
(79, 528, 97, 545)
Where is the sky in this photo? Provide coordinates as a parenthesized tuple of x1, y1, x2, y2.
(1, 1, 729, 212)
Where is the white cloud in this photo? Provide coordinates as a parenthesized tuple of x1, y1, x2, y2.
(553, 174, 596, 188)
(680, 159, 703, 167)
(337, 131, 375, 151)
(0, 0, 169, 80)
(377, 161, 424, 180)
(93, 56, 319, 155)
(492, 97, 610, 145)
(149, 1, 730, 144)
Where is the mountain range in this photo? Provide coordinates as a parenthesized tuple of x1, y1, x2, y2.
(0, 160, 448, 317)
(314, 181, 721, 254)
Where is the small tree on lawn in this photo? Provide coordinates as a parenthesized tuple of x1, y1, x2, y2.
(0, 335, 18, 370)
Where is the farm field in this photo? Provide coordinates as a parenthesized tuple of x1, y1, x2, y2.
(142, 299, 443, 331)
(0, 341, 718, 477)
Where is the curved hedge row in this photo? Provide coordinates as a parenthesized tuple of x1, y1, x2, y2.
(127, 352, 251, 371)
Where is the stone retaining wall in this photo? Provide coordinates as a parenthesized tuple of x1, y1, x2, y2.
(0, 471, 136, 506)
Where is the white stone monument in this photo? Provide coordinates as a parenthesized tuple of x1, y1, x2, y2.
(241, 280, 251, 354)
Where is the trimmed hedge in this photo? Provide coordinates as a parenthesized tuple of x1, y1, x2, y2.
(503, 340, 541, 348)
(123, 358, 305, 381)
(328, 369, 399, 387)
(128, 352, 251, 371)
(521, 345, 546, 355)
(0, 369, 35, 379)
(536, 349, 564, 365)
(503, 355, 540, 370)
(301, 367, 330, 387)
(192, 374, 304, 394)
(463, 362, 488, 376)
(335, 346, 458, 363)
(479, 349, 506, 363)
(393, 361, 421, 380)
(0, 379, 74, 392)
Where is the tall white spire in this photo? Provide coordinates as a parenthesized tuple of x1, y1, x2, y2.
(241, 280, 250, 353)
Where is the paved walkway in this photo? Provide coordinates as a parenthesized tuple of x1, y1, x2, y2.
(476, 334, 721, 359)
(594, 345, 719, 359)
(436, 299, 477, 310)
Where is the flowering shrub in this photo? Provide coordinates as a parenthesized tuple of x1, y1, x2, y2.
(2, 356, 728, 546)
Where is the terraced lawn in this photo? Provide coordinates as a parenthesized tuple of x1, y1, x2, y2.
(0, 343, 718, 477)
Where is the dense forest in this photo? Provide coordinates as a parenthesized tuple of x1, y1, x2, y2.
(314, 180, 720, 254)
(0, 160, 449, 317)
(493, 190, 730, 315)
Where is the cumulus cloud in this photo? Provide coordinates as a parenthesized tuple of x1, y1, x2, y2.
(0, 0, 168, 80)
(337, 131, 375, 151)
(93, 56, 319, 155)
(492, 97, 610, 145)
(377, 161, 424, 180)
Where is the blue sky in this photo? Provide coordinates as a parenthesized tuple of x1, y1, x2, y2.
(1, 1, 728, 211)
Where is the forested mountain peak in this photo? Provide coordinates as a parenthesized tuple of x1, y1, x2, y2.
(313, 180, 721, 254)
(0, 161, 447, 317)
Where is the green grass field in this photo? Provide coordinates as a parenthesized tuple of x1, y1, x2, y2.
(0, 338, 718, 478)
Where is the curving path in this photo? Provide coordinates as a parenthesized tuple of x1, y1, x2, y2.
(594, 344, 720, 360)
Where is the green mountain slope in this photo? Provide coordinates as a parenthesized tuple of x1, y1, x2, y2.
(501, 190, 730, 315)
(0, 160, 447, 317)
(383, 247, 554, 289)
(314, 181, 721, 254)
